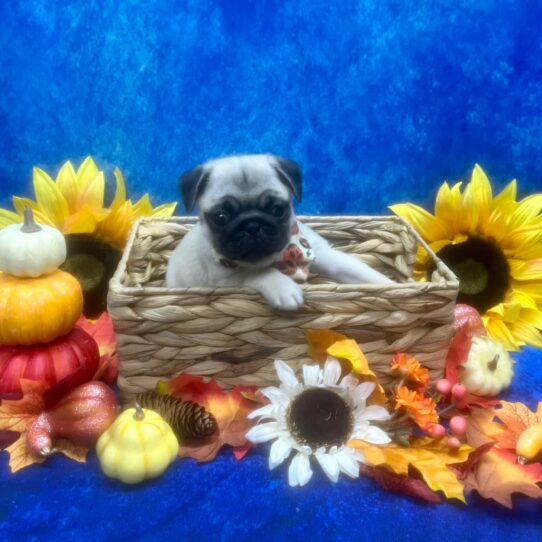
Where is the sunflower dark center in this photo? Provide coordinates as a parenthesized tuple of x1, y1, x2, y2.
(60, 234, 122, 318)
(432, 237, 510, 314)
(287, 388, 353, 450)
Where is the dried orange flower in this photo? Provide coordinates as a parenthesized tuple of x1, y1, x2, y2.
(394, 386, 439, 432)
(390, 353, 430, 390)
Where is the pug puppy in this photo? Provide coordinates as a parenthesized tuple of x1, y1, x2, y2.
(166, 154, 393, 310)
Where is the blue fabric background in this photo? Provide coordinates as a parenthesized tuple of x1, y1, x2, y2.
(1, 1, 542, 540)
(1, 0, 542, 211)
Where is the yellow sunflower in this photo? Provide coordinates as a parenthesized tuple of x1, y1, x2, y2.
(390, 165, 542, 351)
(0, 157, 177, 316)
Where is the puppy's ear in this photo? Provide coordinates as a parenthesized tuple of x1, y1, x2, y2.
(272, 157, 302, 201)
(180, 165, 210, 212)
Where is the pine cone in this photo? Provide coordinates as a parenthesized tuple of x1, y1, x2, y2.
(134, 392, 217, 441)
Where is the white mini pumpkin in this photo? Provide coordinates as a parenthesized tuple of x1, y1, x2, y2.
(460, 335, 514, 397)
(0, 208, 66, 278)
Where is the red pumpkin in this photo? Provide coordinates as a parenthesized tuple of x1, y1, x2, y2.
(0, 327, 99, 394)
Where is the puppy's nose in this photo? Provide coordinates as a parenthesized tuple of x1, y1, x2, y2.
(244, 220, 262, 235)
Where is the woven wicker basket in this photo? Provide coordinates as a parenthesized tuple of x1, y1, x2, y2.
(108, 216, 458, 401)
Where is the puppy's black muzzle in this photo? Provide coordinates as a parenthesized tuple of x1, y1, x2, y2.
(212, 211, 290, 262)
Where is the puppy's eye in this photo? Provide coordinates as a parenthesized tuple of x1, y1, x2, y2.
(213, 212, 230, 227)
(270, 204, 287, 218)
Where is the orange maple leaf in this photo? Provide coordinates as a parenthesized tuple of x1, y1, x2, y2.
(0, 380, 89, 473)
(493, 401, 542, 450)
(76, 313, 118, 384)
(0, 380, 48, 433)
(156, 374, 261, 462)
(462, 407, 542, 507)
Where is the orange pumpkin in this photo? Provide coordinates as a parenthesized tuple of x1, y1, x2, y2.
(0, 327, 99, 394)
(0, 270, 83, 345)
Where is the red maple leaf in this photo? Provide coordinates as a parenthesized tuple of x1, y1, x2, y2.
(76, 313, 118, 384)
(157, 374, 263, 462)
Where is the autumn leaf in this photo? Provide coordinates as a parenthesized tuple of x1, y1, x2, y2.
(359, 465, 443, 504)
(0, 380, 48, 472)
(445, 326, 471, 387)
(156, 373, 223, 404)
(55, 438, 88, 463)
(0, 380, 48, 434)
(305, 329, 349, 362)
(493, 401, 542, 450)
(462, 407, 542, 507)
(306, 329, 386, 404)
(76, 312, 118, 384)
(0, 380, 90, 473)
(157, 374, 260, 462)
(4, 436, 46, 472)
(350, 437, 472, 502)
(0, 431, 18, 450)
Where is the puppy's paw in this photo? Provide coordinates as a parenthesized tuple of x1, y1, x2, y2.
(251, 272, 304, 311)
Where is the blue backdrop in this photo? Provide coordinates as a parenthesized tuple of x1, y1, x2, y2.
(1, 0, 542, 212)
(1, 1, 542, 540)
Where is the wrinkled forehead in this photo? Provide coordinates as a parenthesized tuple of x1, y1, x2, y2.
(200, 156, 290, 206)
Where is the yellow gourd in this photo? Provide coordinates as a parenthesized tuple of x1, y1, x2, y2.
(516, 423, 542, 464)
(0, 269, 83, 345)
(96, 403, 179, 484)
(459, 336, 514, 397)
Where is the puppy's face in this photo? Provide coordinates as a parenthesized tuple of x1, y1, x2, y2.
(180, 154, 302, 263)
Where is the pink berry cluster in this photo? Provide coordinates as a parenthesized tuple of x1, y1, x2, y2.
(428, 378, 468, 451)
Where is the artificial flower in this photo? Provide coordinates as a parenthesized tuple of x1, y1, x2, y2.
(394, 386, 439, 432)
(390, 353, 429, 390)
(390, 165, 542, 350)
(0, 157, 176, 316)
(246, 358, 391, 487)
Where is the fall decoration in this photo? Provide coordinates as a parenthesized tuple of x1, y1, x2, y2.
(0, 380, 108, 472)
(462, 405, 542, 507)
(26, 381, 117, 457)
(156, 374, 262, 462)
(391, 165, 542, 351)
(0, 269, 83, 346)
(445, 307, 501, 409)
(75, 312, 118, 385)
(0, 208, 66, 278)
(460, 336, 514, 397)
(351, 437, 472, 502)
(135, 391, 217, 441)
(110, 215, 457, 401)
(305, 329, 386, 404)
(453, 304, 487, 337)
(96, 403, 178, 484)
(516, 423, 542, 464)
(246, 358, 391, 487)
(359, 464, 443, 504)
(393, 386, 439, 432)
(0, 157, 176, 317)
(0, 327, 100, 395)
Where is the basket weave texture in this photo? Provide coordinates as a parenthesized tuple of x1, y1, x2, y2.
(108, 216, 458, 401)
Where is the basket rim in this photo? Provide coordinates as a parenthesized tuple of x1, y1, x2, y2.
(109, 215, 459, 296)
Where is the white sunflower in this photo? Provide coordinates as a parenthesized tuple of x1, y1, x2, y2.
(246, 358, 391, 487)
